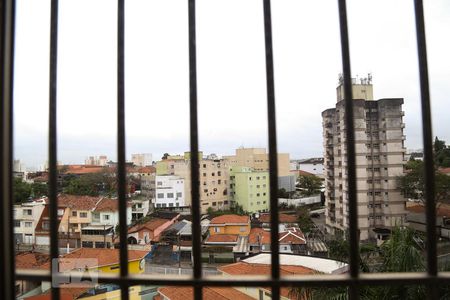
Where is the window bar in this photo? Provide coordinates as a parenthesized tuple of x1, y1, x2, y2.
(262, 0, 280, 299)
(48, 0, 60, 299)
(1, 0, 16, 298)
(117, 0, 130, 298)
(413, 0, 437, 298)
(188, 0, 203, 299)
(337, 0, 359, 299)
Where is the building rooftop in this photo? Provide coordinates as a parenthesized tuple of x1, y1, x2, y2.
(158, 286, 254, 300)
(210, 214, 249, 225)
(205, 234, 239, 244)
(58, 194, 100, 210)
(241, 253, 348, 274)
(259, 213, 297, 224)
(15, 252, 50, 269)
(248, 228, 271, 245)
(128, 218, 170, 234)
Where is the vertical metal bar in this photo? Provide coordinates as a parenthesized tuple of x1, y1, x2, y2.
(1, 0, 16, 298)
(262, 0, 280, 299)
(413, 0, 437, 298)
(48, 0, 60, 299)
(188, 0, 202, 299)
(337, 0, 359, 299)
(117, 0, 129, 298)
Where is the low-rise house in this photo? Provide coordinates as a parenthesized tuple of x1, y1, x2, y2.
(18, 248, 149, 299)
(15, 252, 50, 297)
(127, 218, 174, 244)
(13, 199, 46, 245)
(248, 228, 271, 253)
(279, 227, 307, 254)
(208, 214, 250, 236)
(81, 197, 132, 248)
(131, 197, 150, 221)
(258, 213, 298, 230)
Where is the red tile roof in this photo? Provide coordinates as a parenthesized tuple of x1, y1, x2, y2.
(407, 204, 450, 217)
(60, 165, 106, 175)
(439, 167, 450, 174)
(128, 218, 170, 234)
(94, 197, 131, 212)
(159, 286, 254, 300)
(40, 248, 148, 271)
(205, 234, 239, 243)
(136, 166, 156, 174)
(279, 228, 306, 245)
(24, 286, 88, 300)
(249, 228, 271, 244)
(259, 213, 297, 224)
(58, 194, 100, 210)
(15, 252, 50, 269)
(210, 214, 249, 224)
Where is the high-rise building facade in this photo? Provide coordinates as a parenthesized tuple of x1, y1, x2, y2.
(131, 153, 153, 167)
(323, 77, 407, 241)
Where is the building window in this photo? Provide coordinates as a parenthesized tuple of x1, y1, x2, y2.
(218, 171, 221, 176)
(212, 202, 216, 206)
(240, 227, 246, 232)
(24, 222, 32, 228)
(42, 221, 50, 230)
(214, 227, 220, 233)
(23, 209, 32, 216)
(167, 193, 174, 198)
(169, 203, 174, 207)
(157, 193, 164, 199)
(14, 220, 20, 228)
(103, 215, 110, 221)
(157, 181, 162, 186)
(176, 192, 182, 198)
(80, 212, 87, 218)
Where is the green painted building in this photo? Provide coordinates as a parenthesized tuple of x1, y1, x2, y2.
(229, 166, 270, 213)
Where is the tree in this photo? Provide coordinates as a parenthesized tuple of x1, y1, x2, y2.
(13, 178, 48, 203)
(296, 207, 314, 234)
(161, 153, 170, 160)
(398, 160, 450, 204)
(296, 175, 323, 197)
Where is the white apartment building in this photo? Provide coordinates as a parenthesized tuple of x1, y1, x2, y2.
(132, 153, 153, 167)
(322, 77, 407, 241)
(155, 175, 185, 208)
(85, 155, 108, 166)
(13, 199, 46, 244)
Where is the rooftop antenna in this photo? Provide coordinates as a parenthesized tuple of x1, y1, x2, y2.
(368, 73, 372, 84)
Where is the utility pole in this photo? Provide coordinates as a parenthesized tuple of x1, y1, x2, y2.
(178, 233, 181, 268)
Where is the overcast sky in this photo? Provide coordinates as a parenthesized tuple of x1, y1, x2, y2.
(13, 0, 450, 170)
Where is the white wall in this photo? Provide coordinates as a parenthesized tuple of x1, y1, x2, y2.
(155, 175, 185, 208)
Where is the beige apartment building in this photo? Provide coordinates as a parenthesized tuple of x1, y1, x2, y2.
(322, 77, 407, 241)
(223, 148, 290, 177)
(156, 153, 229, 213)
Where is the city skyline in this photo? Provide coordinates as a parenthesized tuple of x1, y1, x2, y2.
(13, 0, 450, 169)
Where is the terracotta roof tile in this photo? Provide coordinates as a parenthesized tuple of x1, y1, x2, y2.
(60, 165, 106, 175)
(205, 234, 239, 243)
(58, 194, 100, 210)
(210, 214, 249, 224)
(40, 248, 148, 271)
(94, 197, 131, 212)
(279, 229, 306, 245)
(15, 252, 50, 269)
(249, 228, 271, 244)
(128, 218, 170, 234)
(259, 213, 297, 224)
(159, 286, 254, 300)
(439, 167, 450, 174)
(407, 204, 450, 217)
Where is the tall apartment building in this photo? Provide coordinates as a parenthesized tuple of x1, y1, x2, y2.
(229, 166, 270, 213)
(85, 155, 108, 166)
(322, 77, 407, 241)
(131, 153, 153, 167)
(156, 152, 229, 212)
(223, 148, 291, 177)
